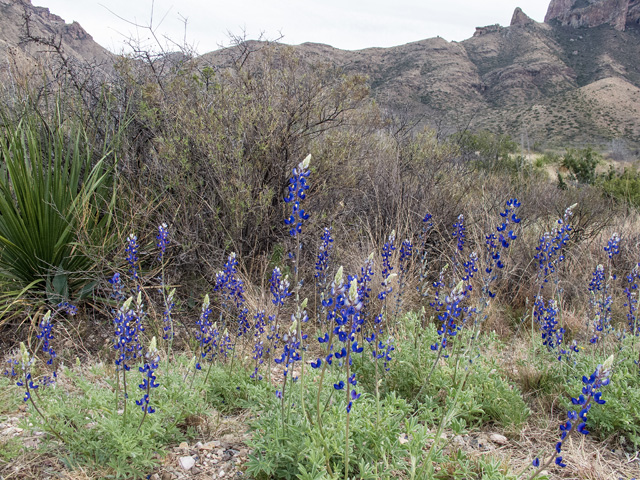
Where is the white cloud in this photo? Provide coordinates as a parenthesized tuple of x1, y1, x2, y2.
(33, 0, 551, 53)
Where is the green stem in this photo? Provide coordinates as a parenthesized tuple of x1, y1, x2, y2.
(26, 379, 66, 444)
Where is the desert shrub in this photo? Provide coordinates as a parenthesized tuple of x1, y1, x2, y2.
(598, 166, 640, 207)
(451, 130, 518, 171)
(561, 146, 601, 184)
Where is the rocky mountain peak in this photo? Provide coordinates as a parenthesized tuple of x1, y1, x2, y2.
(510, 7, 535, 26)
(544, 0, 640, 31)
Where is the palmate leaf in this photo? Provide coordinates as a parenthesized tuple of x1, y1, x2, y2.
(0, 111, 116, 307)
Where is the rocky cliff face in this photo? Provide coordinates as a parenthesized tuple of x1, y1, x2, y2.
(0, 0, 111, 74)
(545, 0, 640, 31)
(511, 7, 535, 26)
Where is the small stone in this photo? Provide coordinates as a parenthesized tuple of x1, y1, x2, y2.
(149, 474, 160, 480)
(179, 442, 189, 449)
(201, 440, 221, 450)
(161, 473, 173, 480)
(453, 435, 465, 446)
(194, 441, 203, 449)
(490, 433, 508, 445)
(179, 456, 196, 471)
(219, 470, 225, 478)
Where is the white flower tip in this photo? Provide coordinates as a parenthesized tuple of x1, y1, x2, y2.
(301, 154, 311, 170)
(20, 342, 29, 364)
(603, 354, 614, 371)
(123, 296, 134, 311)
(348, 280, 358, 303)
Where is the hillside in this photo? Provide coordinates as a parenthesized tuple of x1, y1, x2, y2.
(2, 0, 640, 149)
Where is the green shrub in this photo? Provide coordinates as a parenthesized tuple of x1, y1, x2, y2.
(561, 147, 601, 184)
(598, 166, 640, 207)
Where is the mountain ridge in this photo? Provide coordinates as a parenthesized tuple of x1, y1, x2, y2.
(2, 0, 640, 149)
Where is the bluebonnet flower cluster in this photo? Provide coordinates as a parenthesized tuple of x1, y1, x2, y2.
(604, 232, 620, 258)
(136, 337, 160, 414)
(274, 301, 308, 399)
(393, 239, 413, 318)
(532, 205, 575, 329)
(462, 252, 478, 293)
(430, 281, 468, 355)
(540, 299, 564, 355)
(56, 301, 78, 316)
(215, 252, 249, 336)
(270, 267, 291, 307)
(16, 343, 36, 402)
(484, 199, 521, 298)
(624, 263, 640, 335)
(374, 336, 395, 372)
(162, 288, 176, 341)
(274, 320, 302, 379)
(378, 231, 396, 301)
(313, 267, 347, 370)
(284, 155, 311, 237)
(430, 266, 447, 317)
(334, 278, 365, 411)
(125, 234, 140, 285)
(533, 357, 612, 470)
(357, 253, 375, 326)
(108, 272, 125, 301)
(589, 233, 621, 343)
(37, 310, 57, 367)
(113, 295, 144, 372)
(534, 206, 574, 287)
(453, 214, 465, 254)
(3, 359, 19, 378)
(399, 240, 413, 275)
(559, 340, 581, 364)
(429, 251, 478, 354)
(251, 311, 267, 380)
(156, 223, 170, 260)
(315, 227, 333, 288)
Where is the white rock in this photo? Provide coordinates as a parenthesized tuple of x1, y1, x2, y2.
(179, 456, 195, 471)
(490, 433, 508, 445)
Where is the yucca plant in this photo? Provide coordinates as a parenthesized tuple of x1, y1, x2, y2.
(0, 111, 116, 318)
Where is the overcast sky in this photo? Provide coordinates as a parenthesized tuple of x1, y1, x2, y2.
(33, 1, 550, 53)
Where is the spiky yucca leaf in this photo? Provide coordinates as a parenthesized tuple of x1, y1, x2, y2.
(0, 115, 115, 310)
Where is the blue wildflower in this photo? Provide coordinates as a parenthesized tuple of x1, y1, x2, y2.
(284, 155, 311, 237)
(156, 223, 170, 260)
